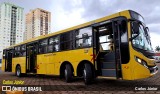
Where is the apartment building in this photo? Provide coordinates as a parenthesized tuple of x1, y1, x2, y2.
(24, 8, 51, 40)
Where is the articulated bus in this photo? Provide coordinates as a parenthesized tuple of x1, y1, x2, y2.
(2, 10, 158, 84)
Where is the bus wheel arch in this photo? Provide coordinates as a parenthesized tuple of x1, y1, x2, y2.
(60, 61, 74, 81)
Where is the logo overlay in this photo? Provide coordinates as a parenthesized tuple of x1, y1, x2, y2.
(2, 86, 42, 92)
(2, 80, 43, 92)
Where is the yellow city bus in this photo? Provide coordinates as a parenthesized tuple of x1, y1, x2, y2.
(2, 10, 158, 84)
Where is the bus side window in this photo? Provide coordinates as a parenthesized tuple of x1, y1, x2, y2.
(18, 46, 21, 57)
(48, 36, 59, 52)
(60, 32, 73, 51)
(39, 39, 48, 54)
(14, 46, 21, 57)
(75, 27, 92, 48)
(21, 45, 26, 56)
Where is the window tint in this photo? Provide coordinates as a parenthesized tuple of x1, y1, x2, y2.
(48, 36, 59, 52)
(60, 32, 74, 50)
(40, 39, 48, 46)
(76, 27, 92, 48)
(76, 27, 92, 38)
(16, 46, 20, 51)
(39, 39, 48, 54)
(14, 46, 21, 57)
(49, 36, 59, 44)
(35, 26, 93, 53)
(21, 45, 26, 50)
(76, 37, 92, 48)
(21, 45, 26, 56)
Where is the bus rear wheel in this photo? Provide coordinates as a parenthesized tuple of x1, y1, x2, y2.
(16, 66, 21, 77)
(64, 64, 73, 82)
(83, 63, 93, 85)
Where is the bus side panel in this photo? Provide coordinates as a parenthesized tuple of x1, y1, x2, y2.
(46, 55, 55, 74)
(37, 55, 47, 74)
(53, 48, 93, 76)
(1, 59, 5, 71)
(37, 48, 93, 76)
(121, 64, 132, 80)
(65, 48, 94, 76)
(12, 57, 26, 73)
(37, 54, 55, 74)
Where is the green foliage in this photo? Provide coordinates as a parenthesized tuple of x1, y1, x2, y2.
(155, 46, 160, 52)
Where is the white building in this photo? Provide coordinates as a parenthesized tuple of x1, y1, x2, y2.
(0, 2, 24, 60)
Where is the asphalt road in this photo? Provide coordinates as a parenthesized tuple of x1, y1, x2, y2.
(0, 64, 160, 94)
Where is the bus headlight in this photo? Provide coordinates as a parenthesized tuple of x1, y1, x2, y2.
(135, 56, 148, 68)
(137, 58, 142, 63)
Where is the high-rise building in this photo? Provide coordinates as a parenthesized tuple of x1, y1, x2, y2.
(0, 2, 24, 60)
(24, 8, 51, 40)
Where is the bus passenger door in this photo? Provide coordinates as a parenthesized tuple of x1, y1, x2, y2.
(93, 21, 122, 79)
(26, 43, 38, 73)
(5, 49, 13, 72)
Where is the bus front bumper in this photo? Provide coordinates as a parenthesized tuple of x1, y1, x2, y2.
(149, 66, 158, 76)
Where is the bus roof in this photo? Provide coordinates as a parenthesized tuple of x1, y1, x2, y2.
(4, 10, 131, 49)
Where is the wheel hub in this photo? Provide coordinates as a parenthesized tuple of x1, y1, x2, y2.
(83, 69, 86, 81)
(65, 69, 67, 78)
(17, 68, 20, 76)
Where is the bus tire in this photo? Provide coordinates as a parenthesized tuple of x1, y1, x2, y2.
(64, 64, 73, 82)
(83, 63, 92, 85)
(16, 66, 21, 77)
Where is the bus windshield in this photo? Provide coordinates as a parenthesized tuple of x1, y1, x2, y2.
(132, 22, 153, 51)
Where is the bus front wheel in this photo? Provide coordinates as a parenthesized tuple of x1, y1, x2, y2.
(83, 63, 93, 85)
(64, 64, 73, 82)
(16, 66, 21, 77)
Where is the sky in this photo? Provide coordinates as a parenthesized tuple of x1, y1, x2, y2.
(0, 0, 160, 50)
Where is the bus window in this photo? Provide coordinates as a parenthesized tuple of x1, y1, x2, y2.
(21, 45, 26, 56)
(76, 27, 92, 48)
(99, 35, 111, 50)
(48, 36, 59, 52)
(60, 32, 73, 50)
(39, 39, 48, 54)
(14, 46, 21, 57)
(98, 23, 113, 51)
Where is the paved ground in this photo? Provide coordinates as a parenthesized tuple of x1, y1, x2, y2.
(0, 64, 160, 94)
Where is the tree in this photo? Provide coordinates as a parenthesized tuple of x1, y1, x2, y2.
(155, 46, 160, 52)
